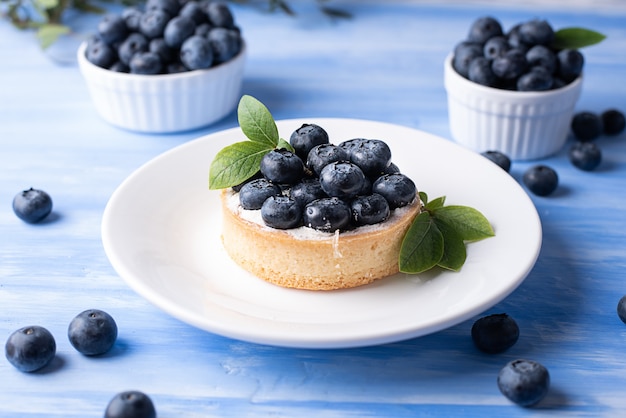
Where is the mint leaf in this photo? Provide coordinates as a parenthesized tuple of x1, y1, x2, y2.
(209, 140, 272, 189)
(418, 191, 428, 205)
(424, 195, 446, 211)
(432, 205, 494, 242)
(37, 24, 70, 49)
(399, 212, 444, 274)
(433, 217, 466, 271)
(237, 95, 279, 147)
(552, 27, 606, 49)
(276, 138, 294, 152)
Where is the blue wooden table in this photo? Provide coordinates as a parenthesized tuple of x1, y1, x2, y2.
(2, 1, 626, 416)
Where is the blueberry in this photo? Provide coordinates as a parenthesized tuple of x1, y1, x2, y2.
(480, 150, 511, 172)
(506, 24, 529, 52)
(483, 36, 509, 60)
(351, 193, 390, 226)
(180, 35, 214, 70)
(260, 149, 305, 185)
(518, 19, 554, 46)
(68, 309, 118, 356)
(517, 66, 553, 92)
(179, 1, 208, 25)
(238, 178, 282, 210)
(452, 41, 483, 78)
(569, 142, 602, 171)
(166, 61, 188, 74)
(139, 9, 171, 39)
(86, 41, 116, 68)
(497, 359, 550, 407)
(525, 45, 557, 74)
(617, 295, 626, 324)
(601, 109, 626, 136)
(105, 390, 156, 418)
(372, 173, 417, 209)
(468, 56, 498, 87)
(522, 165, 558, 196)
(208, 27, 242, 63)
(492, 48, 527, 80)
(557, 49, 584, 82)
(319, 161, 366, 199)
(471, 313, 519, 353)
(303, 197, 352, 232)
(164, 16, 196, 48)
(344, 139, 392, 177)
(195, 22, 213, 37)
(145, 0, 180, 17)
(467, 16, 503, 44)
(117, 32, 149, 66)
(97, 14, 128, 45)
(121, 7, 143, 32)
(289, 124, 330, 160)
(205, 1, 235, 28)
(261, 196, 302, 229)
(571, 111, 602, 142)
(13, 187, 53, 223)
(129, 52, 163, 75)
(109, 61, 129, 73)
(5, 325, 56, 372)
(306, 143, 349, 176)
(149, 38, 176, 64)
(289, 178, 326, 207)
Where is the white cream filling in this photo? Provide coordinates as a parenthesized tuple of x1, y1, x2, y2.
(225, 188, 418, 241)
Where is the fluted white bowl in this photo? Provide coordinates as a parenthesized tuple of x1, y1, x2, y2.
(444, 53, 582, 160)
(77, 41, 246, 133)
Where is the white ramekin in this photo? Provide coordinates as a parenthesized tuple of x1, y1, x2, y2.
(444, 54, 582, 160)
(77, 41, 246, 133)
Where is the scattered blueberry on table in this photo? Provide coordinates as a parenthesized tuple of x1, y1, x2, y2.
(12, 187, 53, 224)
(522, 165, 559, 197)
(569, 141, 602, 171)
(104, 390, 157, 418)
(497, 359, 550, 407)
(68, 309, 118, 356)
(5, 325, 56, 372)
(471, 313, 519, 354)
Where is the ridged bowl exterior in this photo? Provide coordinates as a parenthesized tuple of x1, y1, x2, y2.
(444, 54, 582, 160)
(77, 42, 246, 133)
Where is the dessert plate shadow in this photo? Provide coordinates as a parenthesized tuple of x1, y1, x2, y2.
(101, 118, 542, 349)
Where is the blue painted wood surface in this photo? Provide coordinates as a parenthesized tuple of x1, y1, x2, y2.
(1, 1, 626, 416)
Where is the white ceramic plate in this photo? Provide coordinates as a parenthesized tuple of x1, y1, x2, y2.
(102, 119, 542, 349)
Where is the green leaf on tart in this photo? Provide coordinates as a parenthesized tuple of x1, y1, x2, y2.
(552, 27, 606, 49)
(276, 137, 295, 152)
(431, 205, 494, 242)
(424, 195, 446, 211)
(433, 217, 467, 271)
(237, 95, 279, 147)
(399, 211, 444, 274)
(209, 140, 273, 190)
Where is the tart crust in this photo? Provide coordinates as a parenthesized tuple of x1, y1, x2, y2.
(220, 189, 420, 290)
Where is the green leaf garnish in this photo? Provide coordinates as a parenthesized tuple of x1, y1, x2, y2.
(552, 27, 606, 50)
(399, 212, 444, 274)
(432, 205, 494, 242)
(209, 95, 283, 189)
(237, 95, 279, 147)
(276, 138, 294, 152)
(433, 217, 466, 271)
(399, 196, 494, 274)
(209, 141, 272, 190)
(36, 23, 70, 49)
